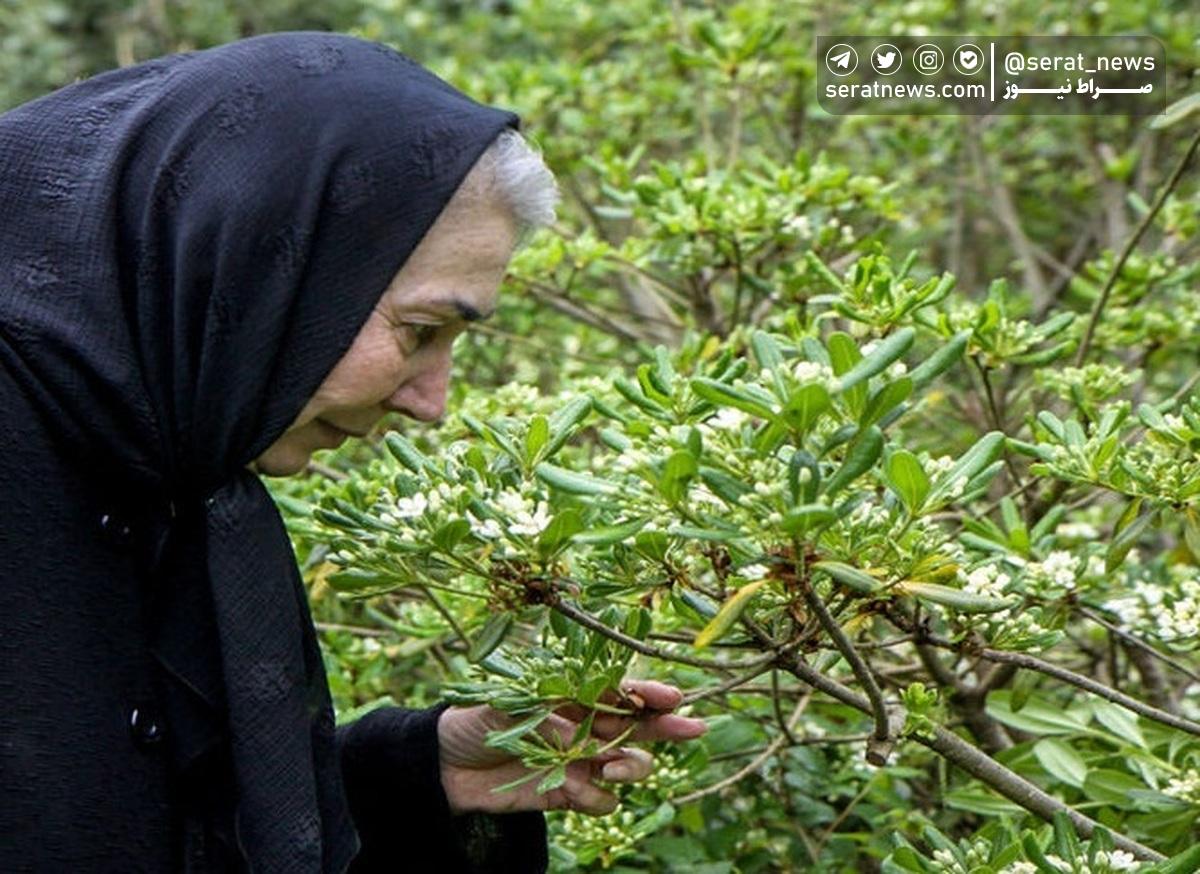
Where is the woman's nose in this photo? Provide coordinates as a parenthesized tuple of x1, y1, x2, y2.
(384, 361, 450, 421)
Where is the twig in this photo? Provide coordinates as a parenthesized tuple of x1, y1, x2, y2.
(673, 694, 807, 806)
(924, 637, 1200, 738)
(681, 661, 777, 705)
(813, 773, 877, 860)
(802, 585, 897, 764)
(1078, 606, 1200, 685)
(770, 669, 797, 744)
(550, 596, 782, 671)
(1075, 127, 1200, 365)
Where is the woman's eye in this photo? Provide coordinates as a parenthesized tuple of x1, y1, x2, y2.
(406, 323, 439, 347)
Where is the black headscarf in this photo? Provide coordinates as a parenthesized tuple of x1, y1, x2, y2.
(0, 31, 518, 872)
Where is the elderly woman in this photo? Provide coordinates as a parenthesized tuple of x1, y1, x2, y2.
(0, 31, 705, 873)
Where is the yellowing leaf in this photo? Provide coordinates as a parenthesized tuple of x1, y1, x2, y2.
(694, 580, 765, 648)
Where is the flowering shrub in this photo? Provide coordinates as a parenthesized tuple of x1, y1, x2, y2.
(277, 230, 1200, 869)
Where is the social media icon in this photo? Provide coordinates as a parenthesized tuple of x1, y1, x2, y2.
(953, 43, 984, 75)
(913, 43, 944, 75)
(871, 43, 901, 75)
(825, 43, 858, 76)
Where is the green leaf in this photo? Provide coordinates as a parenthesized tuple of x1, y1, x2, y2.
(539, 509, 584, 556)
(1082, 769, 1145, 805)
(660, 450, 699, 503)
(827, 332, 867, 416)
(485, 710, 551, 747)
(813, 560, 882, 594)
(787, 450, 821, 504)
(887, 846, 935, 873)
(1106, 507, 1153, 573)
(634, 530, 670, 562)
(326, 567, 390, 592)
(908, 330, 970, 389)
(886, 449, 929, 513)
(860, 378, 912, 428)
(524, 415, 549, 465)
(1150, 91, 1200, 129)
(750, 331, 784, 371)
(536, 462, 618, 496)
(433, 519, 471, 552)
(545, 396, 593, 457)
(572, 518, 647, 545)
(1150, 843, 1200, 874)
(987, 691, 1091, 735)
(900, 581, 1013, 614)
(781, 383, 831, 434)
(384, 432, 431, 473)
(836, 328, 915, 393)
(823, 425, 884, 497)
(926, 432, 1005, 507)
(630, 801, 676, 839)
(460, 412, 522, 462)
(690, 377, 777, 420)
(943, 788, 1024, 816)
(1033, 738, 1087, 787)
(1051, 811, 1081, 866)
(1011, 668, 1039, 713)
(780, 504, 836, 536)
(468, 613, 514, 663)
(694, 580, 765, 648)
(1091, 700, 1146, 748)
(537, 765, 568, 794)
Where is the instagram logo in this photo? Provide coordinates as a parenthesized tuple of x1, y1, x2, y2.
(913, 43, 944, 74)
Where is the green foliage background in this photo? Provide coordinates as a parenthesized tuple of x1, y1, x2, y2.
(7, 1, 1200, 871)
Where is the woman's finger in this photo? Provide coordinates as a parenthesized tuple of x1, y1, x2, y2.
(596, 746, 654, 783)
(543, 762, 619, 815)
(617, 679, 684, 711)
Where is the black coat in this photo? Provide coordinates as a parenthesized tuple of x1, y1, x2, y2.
(0, 32, 546, 873)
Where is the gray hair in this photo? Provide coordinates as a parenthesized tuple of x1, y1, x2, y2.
(474, 129, 559, 233)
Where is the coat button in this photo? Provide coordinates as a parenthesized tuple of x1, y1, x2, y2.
(99, 512, 134, 548)
(129, 704, 165, 747)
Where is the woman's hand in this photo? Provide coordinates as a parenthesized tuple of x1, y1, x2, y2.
(437, 680, 706, 816)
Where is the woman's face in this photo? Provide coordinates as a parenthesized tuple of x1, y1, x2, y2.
(252, 178, 519, 477)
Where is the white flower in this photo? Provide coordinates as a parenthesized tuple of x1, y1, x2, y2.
(887, 360, 908, 378)
(509, 499, 553, 537)
(494, 489, 531, 518)
(999, 863, 1037, 874)
(467, 512, 503, 540)
(1041, 550, 1079, 589)
(792, 360, 833, 385)
(710, 407, 748, 431)
(394, 493, 428, 518)
(740, 564, 768, 580)
(1107, 849, 1140, 871)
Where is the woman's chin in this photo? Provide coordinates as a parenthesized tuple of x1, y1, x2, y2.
(252, 446, 311, 478)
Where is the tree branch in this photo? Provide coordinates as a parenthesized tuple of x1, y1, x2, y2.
(782, 654, 1164, 863)
(549, 596, 782, 671)
(802, 584, 898, 764)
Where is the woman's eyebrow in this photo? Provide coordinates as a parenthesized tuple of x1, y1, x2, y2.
(433, 298, 493, 322)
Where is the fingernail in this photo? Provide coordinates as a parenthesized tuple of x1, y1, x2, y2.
(601, 762, 629, 781)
